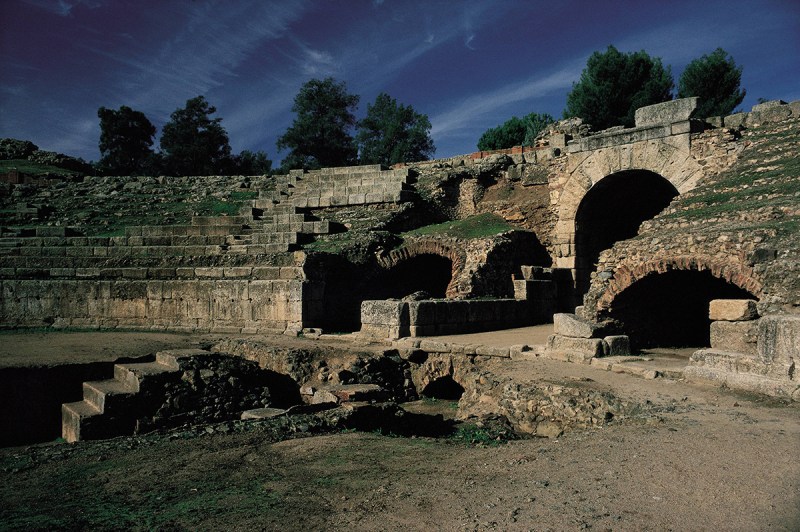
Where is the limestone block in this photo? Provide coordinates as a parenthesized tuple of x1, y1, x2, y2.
(546, 334, 604, 357)
(553, 313, 600, 338)
(360, 300, 408, 327)
(603, 335, 631, 356)
(723, 112, 747, 129)
(709, 299, 758, 321)
(710, 320, 758, 355)
(635, 97, 698, 127)
(757, 315, 800, 367)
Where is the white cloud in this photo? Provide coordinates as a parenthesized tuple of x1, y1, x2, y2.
(86, 1, 311, 115)
(430, 65, 581, 136)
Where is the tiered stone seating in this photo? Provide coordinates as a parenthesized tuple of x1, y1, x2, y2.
(0, 163, 414, 265)
(287, 165, 414, 208)
(0, 163, 414, 332)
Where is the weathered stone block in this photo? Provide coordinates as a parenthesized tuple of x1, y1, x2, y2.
(710, 320, 758, 355)
(360, 300, 409, 339)
(635, 97, 698, 127)
(553, 313, 600, 338)
(603, 335, 631, 356)
(757, 315, 800, 366)
(709, 299, 758, 321)
(546, 334, 604, 357)
(724, 112, 747, 129)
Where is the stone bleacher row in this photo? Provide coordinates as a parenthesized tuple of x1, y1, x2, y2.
(286, 166, 414, 208)
(0, 164, 413, 274)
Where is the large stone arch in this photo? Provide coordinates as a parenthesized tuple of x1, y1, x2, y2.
(376, 240, 466, 298)
(551, 138, 705, 302)
(587, 255, 763, 348)
(594, 255, 763, 313)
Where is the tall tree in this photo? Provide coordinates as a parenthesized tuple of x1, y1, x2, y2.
(564, 45, 674, 130)
(230, 150, 272, 175)
(477, 116, 526, 151)
(678, 48, 745, 118)
(160, 96, 232, 176)
(97, 105, 156, 175)
(277, 77, 359, 171)
(477, 112, 554, 151)
(356, 93, 435, 166)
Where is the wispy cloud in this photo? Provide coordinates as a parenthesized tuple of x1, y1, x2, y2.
(83, 1, 311, 116)
(430, 65, 581, 136)
(22, 0, 101, 16)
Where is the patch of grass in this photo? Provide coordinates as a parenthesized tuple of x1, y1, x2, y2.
(195, 197, 242, 217)
(230, 190, 259, 201)
(450, 423, 506, 447)
(0, 159, 79, 177)
(402, 212, 514, 240)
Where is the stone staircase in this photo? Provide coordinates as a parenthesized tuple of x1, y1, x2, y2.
(62, 349, 210, 442)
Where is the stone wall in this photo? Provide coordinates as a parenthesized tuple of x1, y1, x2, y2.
(1, 272, 322, 333)
(686, 302, 799, 400)
(359, 298, 536, 340)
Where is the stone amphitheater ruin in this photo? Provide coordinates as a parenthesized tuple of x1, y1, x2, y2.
(1, 97, 798, 446)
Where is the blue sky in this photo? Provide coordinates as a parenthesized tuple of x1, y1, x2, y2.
(1, 0, 798, 164)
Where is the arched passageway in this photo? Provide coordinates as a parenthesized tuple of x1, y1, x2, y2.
(377, 254, 453, 299)
(608, 270, 756, 349)
(574, 170, 678, 297)
(421, 376, 464, 400)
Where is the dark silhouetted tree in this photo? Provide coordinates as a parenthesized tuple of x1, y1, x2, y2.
(160, 96, 232, 176)
(277, 77, 359, 171)
(97, 105, 156, 175)
(356, 93, 435, 166)
(678, 48, 745, 118)
(477, 112, 554, 150)
(564, 45, 673, 130)
(230, 149, 272, 175)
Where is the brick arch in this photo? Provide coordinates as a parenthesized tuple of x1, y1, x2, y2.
(553, 140, 705, 259)
(593, 254, 763, 316)
(376, 240, 466, 298)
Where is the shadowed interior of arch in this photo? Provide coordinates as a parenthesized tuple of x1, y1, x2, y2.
(608, 269, 756, 350)
(421, 376, 465, 400)
(574, 170, 679, 298)
(377, 253, 453, 299)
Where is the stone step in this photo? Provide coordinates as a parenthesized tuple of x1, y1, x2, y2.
(250, 232, 299, 245)
(191, 215, 251, 226)
(61, 400, 101, 443)
(113, 361, 178, 392)
(689, 349, 762, 374)
(62, 349, 212, 442)
(251, 197, 282, 208)
(82, 379, 136, 410)
(262, 243, 292, 253)
(240, 407, 287, 420)
(260, 221, 330, 234)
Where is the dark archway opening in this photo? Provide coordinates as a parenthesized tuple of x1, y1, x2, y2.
(609, 270, 756, 349)
(574, 170, 679, 298)
(377, 254, 453, 299)
(421, 376, 464, 400)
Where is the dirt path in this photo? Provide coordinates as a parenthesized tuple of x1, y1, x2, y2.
(0, 330, 798, 530)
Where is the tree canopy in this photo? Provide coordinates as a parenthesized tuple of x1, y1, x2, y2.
(277, 78, 359, 171)
(477, 112, 554, 151)
(160, 96, 232, 176)
(356, 92, 435, 166)
(230, 149, 272, 175)
(564, 45, 674, 130)
(678, 48, 745, 118)
(97, 105, 156, 175)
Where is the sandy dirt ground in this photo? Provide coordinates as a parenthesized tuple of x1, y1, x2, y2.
(0, 330, 798, 531)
